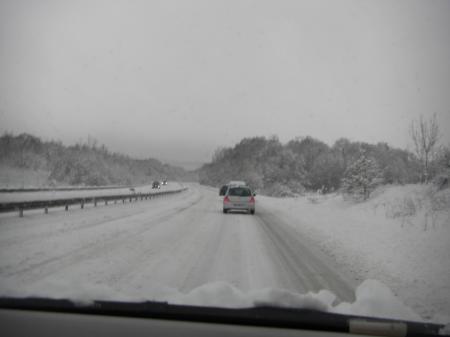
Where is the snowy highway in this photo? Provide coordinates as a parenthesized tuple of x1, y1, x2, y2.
(0, 183, 355, 304)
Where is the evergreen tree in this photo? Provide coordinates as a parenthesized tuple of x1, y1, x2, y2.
(342, 153, 383, 200)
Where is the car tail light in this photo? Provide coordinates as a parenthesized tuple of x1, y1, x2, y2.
(249, 196, 255, 203)
(224, 196, 230, 203)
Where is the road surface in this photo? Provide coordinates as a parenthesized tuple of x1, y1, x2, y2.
(0, 184, 355, 303)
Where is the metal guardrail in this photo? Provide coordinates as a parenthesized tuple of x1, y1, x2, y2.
(0, 185, 129, 193)
(0, 188, 188, 217)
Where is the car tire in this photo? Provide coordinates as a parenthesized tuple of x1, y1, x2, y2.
(223, 209, 228, 214)
(250, 209, 255, 215)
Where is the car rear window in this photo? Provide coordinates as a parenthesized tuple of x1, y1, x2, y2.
(228, 187, 251, 197)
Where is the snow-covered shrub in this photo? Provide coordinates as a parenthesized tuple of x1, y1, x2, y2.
(433, 174, 449, 191)
(431, 145, 450, 190)
(307, 195, 321, 204)
(373, 184, 450, 230)
(262, 183, 296, 197)
(384, 196, 417, 219)
(287, 180, 306, 195)
(428, 186, 450, 212)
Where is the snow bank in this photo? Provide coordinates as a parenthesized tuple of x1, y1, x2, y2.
(168, 282, 331, 312)
(172, 280, 424, 323)
(0, 278, 430, 323)
(258, 184, 450, 322)
(332, 280, 422, 322)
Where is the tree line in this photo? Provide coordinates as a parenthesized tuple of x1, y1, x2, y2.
(199, 116, 449, 199)
(0, 133, 195, 186)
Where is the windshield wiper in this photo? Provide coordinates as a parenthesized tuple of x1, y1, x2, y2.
(0, 297, 446, 337)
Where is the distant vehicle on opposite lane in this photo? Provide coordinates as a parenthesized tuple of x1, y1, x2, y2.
(219, 185, 228, 196)
(223, 185, 255, 215)
(152, 181, 161, 189)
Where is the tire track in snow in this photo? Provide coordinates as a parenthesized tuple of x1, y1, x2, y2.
(254, 209, 355, 301)
(179, 211, 230, 290)
(93, 194, 212, 289)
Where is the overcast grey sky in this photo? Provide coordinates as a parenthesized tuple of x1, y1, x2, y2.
(1, 0, 449, 168)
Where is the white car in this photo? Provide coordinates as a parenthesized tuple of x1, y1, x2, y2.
(223, 185, 255, 215)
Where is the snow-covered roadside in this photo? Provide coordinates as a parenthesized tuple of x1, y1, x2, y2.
(258, 184, 450, 323)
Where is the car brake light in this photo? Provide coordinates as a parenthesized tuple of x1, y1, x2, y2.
(224, 196, 230, 203)
(249, 196, 255, 203)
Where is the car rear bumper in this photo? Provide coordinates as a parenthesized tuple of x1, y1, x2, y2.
(223, 203, 255, 211)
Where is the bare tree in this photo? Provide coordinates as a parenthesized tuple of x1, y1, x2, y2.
(410, 114, 439, 183)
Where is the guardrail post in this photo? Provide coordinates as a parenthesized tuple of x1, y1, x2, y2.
(44, 206, 48, 214)
(81, 201, 84, 209)
(19, 208, 24, 217)
(94, 198, 97, 207)
(65, 204, 68, 211)
(129, 197, 132, 202)
(122, 199, 125, 203)
(105, 200, 108, 205)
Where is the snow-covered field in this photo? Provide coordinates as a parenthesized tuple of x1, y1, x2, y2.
(0, 183, 448, 324)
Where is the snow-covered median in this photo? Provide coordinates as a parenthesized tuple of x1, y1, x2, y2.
(258, 184, 450, 323)
(0, 181, 185, 203)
